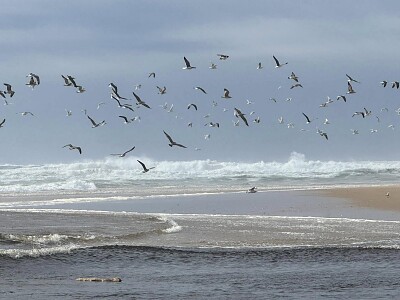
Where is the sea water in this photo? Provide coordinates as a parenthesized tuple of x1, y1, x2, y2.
(2, 153, 400, 299)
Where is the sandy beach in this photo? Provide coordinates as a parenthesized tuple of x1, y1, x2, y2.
(316, 185, 400, 212)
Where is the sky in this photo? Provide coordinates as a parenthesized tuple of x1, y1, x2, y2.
(1, 0, 400, 164)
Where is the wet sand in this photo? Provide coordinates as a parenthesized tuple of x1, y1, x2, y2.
(316, 185, 400, 213)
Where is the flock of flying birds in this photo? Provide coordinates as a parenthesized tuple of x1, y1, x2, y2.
(1, 53, 399, 170)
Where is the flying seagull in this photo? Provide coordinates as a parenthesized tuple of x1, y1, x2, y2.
(347, 82, 356, 94)
(183, 57, 196, 70)
(111, 95, 134, 111)
(61, 75, 73, 86)
(380, 80, 387, 87)
(317, 129, 328, 140)
(109, 83, 129, 100)
(110, 146, 135, 157)
(346, 74, 360, 83)
(63, 144, 82, 154)
(288, 72, 299, 82)
(221, 88, 231, 99)
(257, 62, 263, 70)
(209, 62, 217, 69)
(132, 91, 151, 109)
(148, 72, 156, 78)
(273, 55, 288, 68)
(27, 73, 40, 85)
(163, 130, 187, 148)
(234, 107, 249, 126)
(392, 81, 399, 89)
(187, 103, 198, 110)
(118, 115, 132, 124)
(194, 86, 207, 94)
(26, 76, 37, 89)
(3, 83, 15, 97)
(157, 86, 167, 95)
(217, 54, 229, 60)
(137, 160, 155, 173)
(337, 95, 347, 102)
(87, 115, 106, 128)
(290, 83, 303, 89)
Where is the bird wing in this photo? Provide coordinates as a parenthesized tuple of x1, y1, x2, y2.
(163, 130, 174, 144)
(273, 55, 280, 66)
(0, 118, 5, 126)
(302, 112, 311, 123)
(123, 146, 136, 155)
(137, 160, 146, 171)
(118, 115, 129, 122)
(87, 115, 97, 126)
(183, 56, 191, 67)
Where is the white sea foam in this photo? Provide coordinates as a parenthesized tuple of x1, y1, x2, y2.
(0, 152, 400, 194)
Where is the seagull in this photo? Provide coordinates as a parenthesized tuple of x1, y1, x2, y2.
(209, 62, 217, 69)
(65, 109, 72, 117)
(204, 134, 211, 140)
(212, 100, 218, 107)
(337, 95, 347, 102)
(288, 72, 299, 82)
(273, 55, 288, 68)
(323, 118, 330, 125)
(3, 83, 15, 97)
(352, 111, 365, 118)
(160, 102, 168, 110)
(76, 86, 86, 93)
(132, 91, 151, 109)
(347, 82, 356, 94)
(302, 112, 315, 124)
(388, 124, 395, 130)
(278, 116, 284, 124)
(234, 107, 249, 126)
(290, 83, 303, 89)
(351, 129, 359, 135)
(27, 73, 40, 85)
(233, 120, 240, 126)
(167, 104, 174, 113)
(163, 130, 187, 148)
(97, 102, 106, 110)
(326, 96, 334, 104)
(109, 83, 129, 100)
(187, 122, 193, 127)
(156, 86, 167, 95)
(26, 76, 37, 89)
(380, 80, 388, 87)
(187, 103, 198, 110)
(246, 187, 257, 193)
(287, 123, 295, 128)
(87, 115, 106, 128)
(269, 97, 277, 103)
(370, 129, 378, 133)
(61, 75, 73, 86)
(392, 81, 400, 89)
(134, 84, 142, 90)
(110, 146, 135, 157)
(205, 122, 219, 128)
(18, 111, 34, 116)
(111, 95, 134, 111)
(194, 86, 207, 94)
(246, 99, 253, 105)
(386, 192, 390, 198)
(148, 72, 156, 78)
(363, 107, 372, 117)
(317, 129, 328, 140)
(0, 119, 5, 128)
(217, 54, 229, 60)
(182, 56, 196, 70)
(137, 160, 155, 173)
(63, 144, 82, 154)
(221, 88, 231, 99)
(253, 116, 260, 124)
(66, 75, 78, 87)
(346, 74, 360, 83)
(118, 115, 132, 124)
(257, 62, 263, 70)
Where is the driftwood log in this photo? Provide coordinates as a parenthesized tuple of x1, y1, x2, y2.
(76, 277, 122, 282)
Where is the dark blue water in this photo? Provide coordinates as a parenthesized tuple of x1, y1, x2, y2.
(2, 246, 400, 299)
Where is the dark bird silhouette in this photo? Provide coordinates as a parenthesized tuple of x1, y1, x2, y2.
(63, 144, 82, 154)
(163, 130, 187, 148)
(234, 108, 249, 126)
(110, 146, 135, 157)
(137, 160, 155, 173)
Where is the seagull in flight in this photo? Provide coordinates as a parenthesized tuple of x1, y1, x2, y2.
(163, 130, 187, 148)
(194, 86, 207, 94)
(317, 129, 328, 140)
(63, 144, 82, 154)
(132, 91, 151, 109)
(187, 103, 198, 110)
(137, 160, 155, 173)
(110, 146, 135, 157)
(273, 55, 288, 68)
(217, 54, 229, 60)
(87, 115, 106, 128)
(234, 107, 249, 126)
(392, 81, 399, 89)
(118, 115, 132, 124)
(148, 72, 156, 78)
(346, 74, 360, 83)
(288, 72, 299, 82)
(111, 95, 134, 111)
(347, 82, 356, 94)
(27, 73, 40, 85)
(221, 88, 231, 99)
(183, 57, 196, 70)
(380, 80, 388, 87)
(3, 83, 15, 97)
(18, 111, 34, 116)
(257, 62, 263, 70)
(157, 86, 167, 95)
(209, 62, 217, 69)
(337, 95, 347, 102)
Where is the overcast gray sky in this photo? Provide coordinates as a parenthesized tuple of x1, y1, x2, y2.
(1, 0, 400, 164)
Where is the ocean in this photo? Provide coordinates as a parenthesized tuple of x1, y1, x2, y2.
(2, 152, 400, 299)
